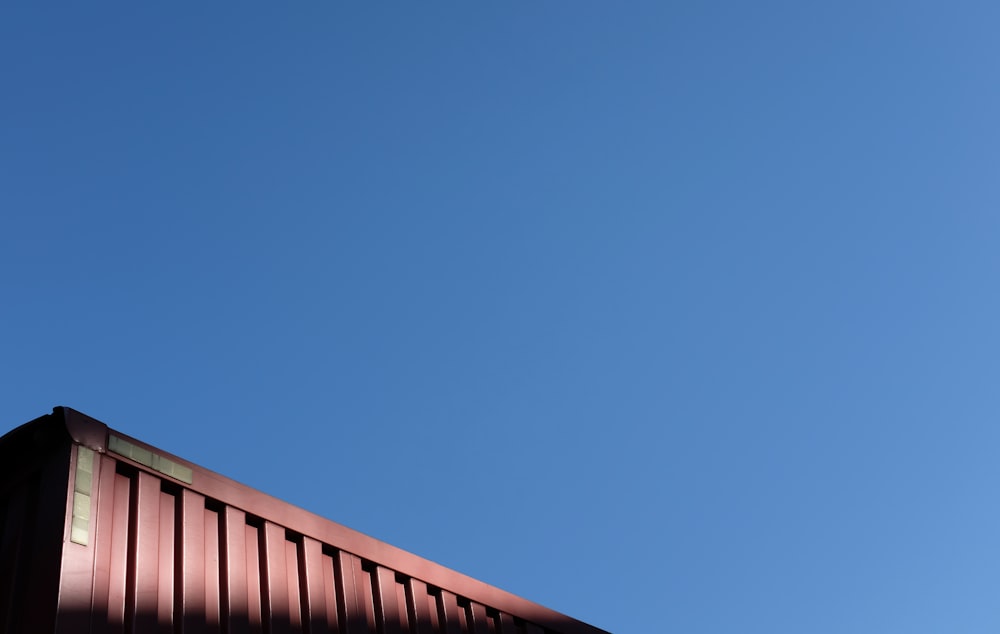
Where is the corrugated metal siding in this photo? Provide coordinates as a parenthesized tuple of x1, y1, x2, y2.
(88, 456, 568, 633)
(0, 409, 609, 634)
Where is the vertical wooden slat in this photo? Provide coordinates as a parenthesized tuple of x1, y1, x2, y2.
(374, 566, 403, 634)
(130, 472, 161, 631)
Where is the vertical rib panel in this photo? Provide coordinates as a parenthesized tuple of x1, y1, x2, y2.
(394, 577, 409, 634)
(301, 537, 332, 634)
(358, 562, 378, 634)
(261, 521, 292, 633)
(180, 490, 207, 633)
(245, 521, 264, 633)
(320, 549, 340, 634)
(373, 566, 403, 634)
(204, 504, 222, 630)
(496, 614, 519, 634)
(222, 507, 251, 634)
(406, 579, 436, 634)
(285, 538, 303, 631)
(106, 471, 133, 632)
(438, 591, 465, 634)
(129, 472, 161, 631)
(156, 489, 176, 633)
(336, 552, 367, 634)
(90, 456, 119, 634)
(468, 603, 491, 634)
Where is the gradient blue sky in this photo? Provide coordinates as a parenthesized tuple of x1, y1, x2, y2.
(3, 3, 1000, 632)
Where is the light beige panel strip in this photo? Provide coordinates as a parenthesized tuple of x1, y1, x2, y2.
(70, 446, 95, 545)
(108, 435, 193, 484)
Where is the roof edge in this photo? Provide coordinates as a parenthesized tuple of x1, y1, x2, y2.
(54, 406, 109, 452)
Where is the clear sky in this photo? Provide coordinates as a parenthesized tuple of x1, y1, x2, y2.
(3, 2, 1000, 632)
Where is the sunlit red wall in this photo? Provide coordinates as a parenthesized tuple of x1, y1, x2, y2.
(0, 408, 610, 634)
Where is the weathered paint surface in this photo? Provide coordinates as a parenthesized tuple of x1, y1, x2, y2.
(0, 408, 609, 634)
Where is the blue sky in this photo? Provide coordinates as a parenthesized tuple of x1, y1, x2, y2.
(3, 2, 1000, 632)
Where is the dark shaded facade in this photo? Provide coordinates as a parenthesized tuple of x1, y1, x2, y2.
(0, 408, 609, 634)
